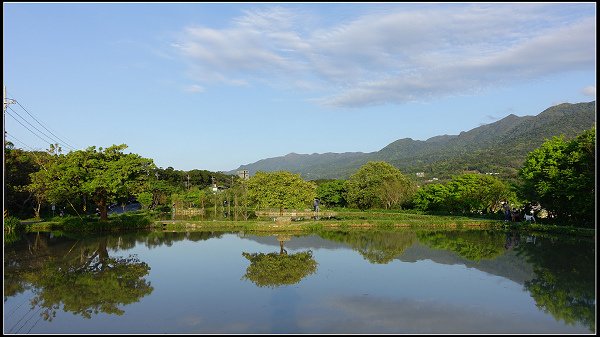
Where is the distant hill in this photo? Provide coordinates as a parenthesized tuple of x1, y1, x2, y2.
(230, 101, 596, 181)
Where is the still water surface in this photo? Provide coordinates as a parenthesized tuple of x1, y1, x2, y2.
(3, 229, 595, 334)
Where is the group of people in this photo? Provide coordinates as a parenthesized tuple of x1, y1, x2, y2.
(503, 201, 536, 222)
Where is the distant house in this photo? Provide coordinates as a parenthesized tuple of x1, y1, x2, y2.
(211, 183, 228, 193)
(416, 172, 425, 177)
(237, 170, 249, 180)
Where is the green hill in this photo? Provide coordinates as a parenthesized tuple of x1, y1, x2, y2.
(231, 101, 596, 181)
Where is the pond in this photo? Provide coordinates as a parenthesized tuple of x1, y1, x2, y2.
(3, 229, 596, 334)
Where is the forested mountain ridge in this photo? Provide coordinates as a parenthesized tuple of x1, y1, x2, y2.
(231, 101, 596, 181)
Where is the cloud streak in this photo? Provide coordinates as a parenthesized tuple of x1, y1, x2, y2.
(582, 85, 596, 97)
(173, 4, 595, 107)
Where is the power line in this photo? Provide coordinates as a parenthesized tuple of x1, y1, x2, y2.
(6, 132, 41, 152)
(6, 107, 57, 146)
(6, 132, 51, 171)
(13, 99, 77, 150)
(6, 132, 30, 149)
(7, 106, 61, 146)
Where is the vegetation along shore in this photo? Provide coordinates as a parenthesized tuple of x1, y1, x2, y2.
(4, 102, 595, 240)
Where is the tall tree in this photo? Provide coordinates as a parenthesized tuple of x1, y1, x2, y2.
(246, 171, 316, 215)
(412, 173, 514, 215)
(345, 161, 415, 210)
(316, 179, 347, 208)
(28, 144, 156, 221)
(5, 144, 49, 218)
(519, 127, 595, 227)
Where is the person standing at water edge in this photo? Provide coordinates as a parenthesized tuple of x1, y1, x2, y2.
(502, 201, 510, 221)
(313, 198, 320, 213)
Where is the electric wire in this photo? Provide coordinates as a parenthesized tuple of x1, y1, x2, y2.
(7, 105, 54, 144)
(26, 313, 44, 334)
(7, 104, 74, 151)
(6, 90, 78, 150)
(14, 99, 77, 150)
(6, 107, 56, 146)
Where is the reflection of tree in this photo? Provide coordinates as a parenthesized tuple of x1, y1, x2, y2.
(417, 230, 505, 261)
(30, 238, 153, 320)
(517, 237, 595, 332)
(4, 233, 153, 325)
(142, 231, 223, 248)
(242, 235, 317, 288)
(318, 230, 416, 264)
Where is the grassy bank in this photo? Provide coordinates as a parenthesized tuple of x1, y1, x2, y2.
(19, 209, 595, 237)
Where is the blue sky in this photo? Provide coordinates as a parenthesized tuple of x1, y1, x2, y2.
(3, 2, 596, 172)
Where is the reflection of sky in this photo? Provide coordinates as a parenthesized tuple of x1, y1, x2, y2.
(3, 233, 591, 334)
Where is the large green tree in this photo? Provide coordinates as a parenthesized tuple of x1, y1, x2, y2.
(345, 161, 415, 210)
(316, 179, 347, 208)
(413, 173, 515, 215)
(5, 142, 52, 218)
(519, 127, 595, 227)
(28, 144, 156, 220)
(246, 171, 316, 215)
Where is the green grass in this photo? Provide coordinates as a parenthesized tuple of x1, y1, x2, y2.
(20, 209, 594, 237)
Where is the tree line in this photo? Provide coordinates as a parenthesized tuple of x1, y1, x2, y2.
(4, 127, 595, 227)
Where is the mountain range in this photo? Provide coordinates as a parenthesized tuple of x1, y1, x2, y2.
(230, 101, 596, 181)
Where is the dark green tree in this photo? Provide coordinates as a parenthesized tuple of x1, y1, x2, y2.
(412, 174, 514, 215)
(519, 127, 595, 227)
(316, 179, 347, 208)
(4, 143, 50, 218)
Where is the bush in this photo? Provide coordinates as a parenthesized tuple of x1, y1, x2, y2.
(3, 216, 23, 232)
(112, 213, 153, 229)
(60, 213, 152, 232)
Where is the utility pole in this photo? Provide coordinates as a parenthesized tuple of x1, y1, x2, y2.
(3, 86, 16, 218)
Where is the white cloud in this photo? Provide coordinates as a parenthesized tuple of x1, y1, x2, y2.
(184, 84, 205, 93)
(172, 4, 596, 107)
(582, 85, 596, 97)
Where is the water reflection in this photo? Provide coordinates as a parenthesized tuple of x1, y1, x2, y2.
(415, 230, 594, 332)
(517, 235, 596, 332)
(241, 234, 318, 288)
(416, 230, 506, 261)
(318, 230, 416, 264)
(4, 232, 153, 333)
(3, 229, 595, 333)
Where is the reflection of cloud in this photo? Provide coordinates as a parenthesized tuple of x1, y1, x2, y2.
(298, 296, 588, 334)
(172, 4, 595, 107)
(178, 314, 204, 327)
(581, 85, 596, 97)
(177, 314, 262, 333)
